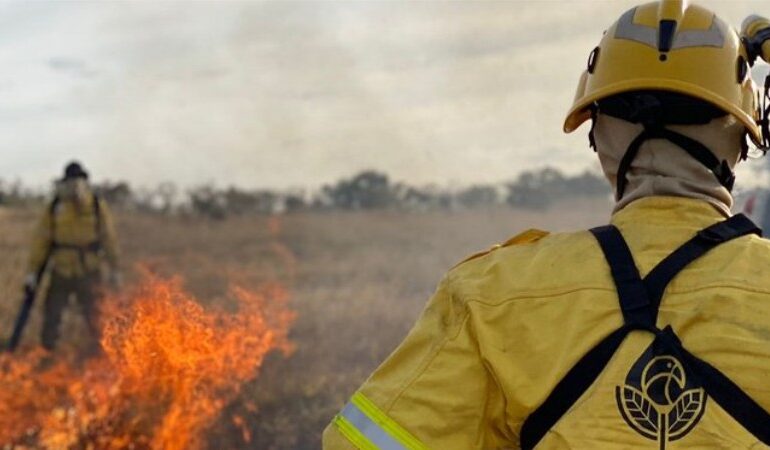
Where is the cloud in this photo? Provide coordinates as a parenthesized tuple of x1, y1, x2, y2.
(47, 57, 84, 71)
(1, 0, 767, 190)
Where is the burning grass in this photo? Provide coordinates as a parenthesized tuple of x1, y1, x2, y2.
(0, 271, 295, 449)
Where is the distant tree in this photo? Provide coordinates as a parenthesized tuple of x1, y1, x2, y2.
(506, 168, 560, 209)
(0, 180, 45, 206)
(457, 185, 499, 208)
(284, 194, 306, 213)
(564, 171, 608, 197)
(0, 167, 610, 215)
(188, 185, 227, 220)
(398, 186, 434, 211)
(223, 188, 256, 214)
(92, 181, 134, 209)
(322, 170, 396, 210)
(507, 167, 608, 209)
(156, 182, 178, 213)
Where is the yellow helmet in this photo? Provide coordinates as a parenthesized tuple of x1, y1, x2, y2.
(564, 0, 761, 144)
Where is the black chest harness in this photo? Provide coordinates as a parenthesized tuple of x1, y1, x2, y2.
(520, 214, 770, 449)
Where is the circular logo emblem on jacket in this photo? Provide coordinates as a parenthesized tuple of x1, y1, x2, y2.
(616, 342, 706, 449)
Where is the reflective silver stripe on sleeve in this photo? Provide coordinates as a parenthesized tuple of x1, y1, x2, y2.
(340, 402, 408, 450)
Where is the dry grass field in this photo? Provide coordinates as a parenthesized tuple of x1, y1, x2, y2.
(0, 199, 611, 449)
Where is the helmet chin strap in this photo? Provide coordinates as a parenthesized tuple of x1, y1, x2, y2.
(614, 123, 735, 200)
(761, 73, 770, 151)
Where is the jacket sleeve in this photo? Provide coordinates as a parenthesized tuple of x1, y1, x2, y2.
(322, 275, 512, 450)
(26, 207, 53, 274)
(98, 200, 120, 270)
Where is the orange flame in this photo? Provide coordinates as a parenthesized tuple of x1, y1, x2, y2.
(0, 271, 295, 449)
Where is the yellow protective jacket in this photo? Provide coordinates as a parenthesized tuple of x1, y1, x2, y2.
(27, 192, 120, 279)
(323, 196, 770, 449)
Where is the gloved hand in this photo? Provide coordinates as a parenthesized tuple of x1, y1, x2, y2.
(741, 15, 770, 65)
(23, 273, 37, 293)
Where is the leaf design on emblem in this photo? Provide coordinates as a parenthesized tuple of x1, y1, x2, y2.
(618, 385, 658, 438)
(668, 388, 706, 439)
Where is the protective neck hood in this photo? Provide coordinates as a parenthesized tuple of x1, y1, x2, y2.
(55, 179, 92, 208)
(593, 113, 744, 217)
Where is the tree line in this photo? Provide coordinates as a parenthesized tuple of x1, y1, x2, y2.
(0, 167, 609, 218)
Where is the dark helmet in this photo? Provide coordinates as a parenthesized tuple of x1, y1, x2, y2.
(63, 161, 89, 180)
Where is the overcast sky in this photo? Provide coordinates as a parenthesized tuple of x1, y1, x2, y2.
(1, 0, 768, 190)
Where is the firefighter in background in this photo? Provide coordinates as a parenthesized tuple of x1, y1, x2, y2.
(324, 2, 770, 449)
(25, 161, 121, 352)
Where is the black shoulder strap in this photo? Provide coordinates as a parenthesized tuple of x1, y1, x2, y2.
(92, 192, 102, 240)
(49, 196, 60, 241)
(645, 214, 760, 317)
(590, 225, 653, 328)
(519, 214, 762, 449)
(680, 346, 770, 443)
(519, 326, 632, 450)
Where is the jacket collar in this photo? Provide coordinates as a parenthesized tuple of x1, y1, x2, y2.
(611, 196, 727, 230)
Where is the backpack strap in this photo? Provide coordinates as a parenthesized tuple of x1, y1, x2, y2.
(92, 192, 102, 242)
(678, 346, 770, 443)
(645, 214, 760, 317)
(519, 214, 762, 449)
(519, 325, 632, 450)
(49, 196, 60, 241)
(590, 225, 655, 329)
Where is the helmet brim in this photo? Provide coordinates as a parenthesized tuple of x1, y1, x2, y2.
(564, 78, 762, 144)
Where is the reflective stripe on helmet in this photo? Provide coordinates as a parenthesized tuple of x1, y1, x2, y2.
(333, 392, 428, 450)
(615, 7, 725, 50)
(615, 8, 656, 48)
(672, 19, 725, 49)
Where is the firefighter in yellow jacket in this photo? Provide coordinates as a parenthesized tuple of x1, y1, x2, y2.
(324, 2, 770, 449)
(25, 161, 121, 352)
